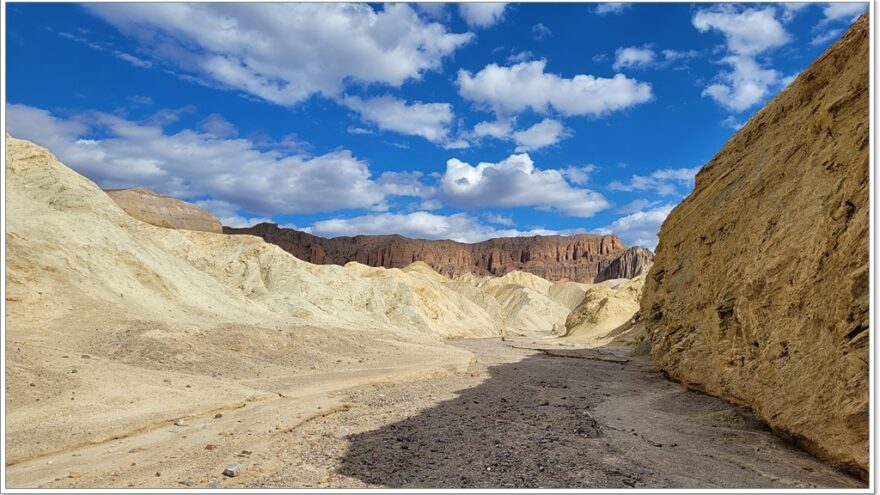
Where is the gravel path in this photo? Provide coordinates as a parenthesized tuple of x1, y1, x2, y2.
(254, 338, 864, 489)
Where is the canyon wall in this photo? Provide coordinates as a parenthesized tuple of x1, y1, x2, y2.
(641, 15, 869, 478)
(225, 223, 653, 283)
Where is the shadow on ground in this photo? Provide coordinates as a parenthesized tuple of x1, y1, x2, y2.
(335, 341, 864, 489)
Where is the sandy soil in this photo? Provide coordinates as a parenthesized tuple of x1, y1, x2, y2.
(6, 338, 864, 489)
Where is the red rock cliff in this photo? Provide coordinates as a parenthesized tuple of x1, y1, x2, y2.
(224, 223, 651, 283)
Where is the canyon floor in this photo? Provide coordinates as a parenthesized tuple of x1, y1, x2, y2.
(5, 337, 864, 489)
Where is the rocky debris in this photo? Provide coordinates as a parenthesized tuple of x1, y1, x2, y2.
(174, 419, 187, 427)
(223, 463, 242, 477)
(207, 480, 220, 488)
(224, 223, 651, 283)
(105, 187, 222, 233)
(641, 14, 869, 479)
(597, 247, 653, 281)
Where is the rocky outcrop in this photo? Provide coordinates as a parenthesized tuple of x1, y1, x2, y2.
(225, 223, 650, 283)
(105, 187, 222, 233)
(598, 246, 653, 281)
(641, 15, 868, 478)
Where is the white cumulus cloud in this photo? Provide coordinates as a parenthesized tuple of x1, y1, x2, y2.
(613, 46, 656, 70)
(6, 103, 392, 216)
(457, 60, 652, 117)
(512, 118, 571, 151)
(342, 95, 455, 144)
(87, 3, 473, 106)
(458, 3, 508, 28)
(439, 153, 610, 216)
(693, 6, 794, 112)
(596, 203, 676, 249)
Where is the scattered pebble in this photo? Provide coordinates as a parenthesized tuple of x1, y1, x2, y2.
(214, 413, 223, 419)
(207, 480, 220, 488)
(81, 354, 91, 359)
(174, 418, 187, 427)
(179, 479, 194, 487)
(68, 471, 81, 479)
(223, 463, 241, 477)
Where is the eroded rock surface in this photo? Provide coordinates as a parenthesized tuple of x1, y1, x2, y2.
(641, 15, 868, 478)
(225, 223, 650, 283)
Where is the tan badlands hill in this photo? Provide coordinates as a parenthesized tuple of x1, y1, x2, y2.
(641, 14, 869, 479)
(224, 222, 654, 283)
(8, 134, 639, 465)
(105, 187, 223, 233)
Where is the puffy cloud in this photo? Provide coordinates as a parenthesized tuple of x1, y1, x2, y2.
(6, 103, 391, 216)
(609, 166, 700, 196)
(458, 3, 507, 28)
(613, 46, 656, 70)
(439, 153, 610, 216)
(702, 55, 783, 112)
(596, 204, 676, 249)
(457, 60, 652, 117)
(472, 119, 513, 139)
(86, 3, 472, 106)
(342, 95, 455, 144)
(308, 211, 564, 243)
(595, 3, 631, 16)
(693, 6, 790, 56)
(693, 6, 794, 112)
(512, 119, 570, 151)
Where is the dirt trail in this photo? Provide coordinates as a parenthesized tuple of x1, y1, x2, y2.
(7, 338, 864, 489)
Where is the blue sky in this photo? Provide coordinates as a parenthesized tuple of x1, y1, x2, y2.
(5, 2, 868, 248)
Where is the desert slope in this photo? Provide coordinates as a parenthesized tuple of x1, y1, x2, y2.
(640, 15, 869, 477)
(4, 135, 508, 463)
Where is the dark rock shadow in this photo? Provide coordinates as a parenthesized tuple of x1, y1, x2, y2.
(335, 341, 864, 489)
(335, 350, 644, 488)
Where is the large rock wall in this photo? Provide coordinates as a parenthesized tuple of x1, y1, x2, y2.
(641, 15, 869, 478)
(226, 223, 651, 283)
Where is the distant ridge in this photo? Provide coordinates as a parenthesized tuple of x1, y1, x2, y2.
(225, 222, 654, 283)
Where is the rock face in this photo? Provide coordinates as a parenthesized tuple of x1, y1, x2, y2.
(598, 247, 653, 281)
(105, 187, 222, 233)
(225, 223, 651, 283)
(641, 15, 868, 479)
